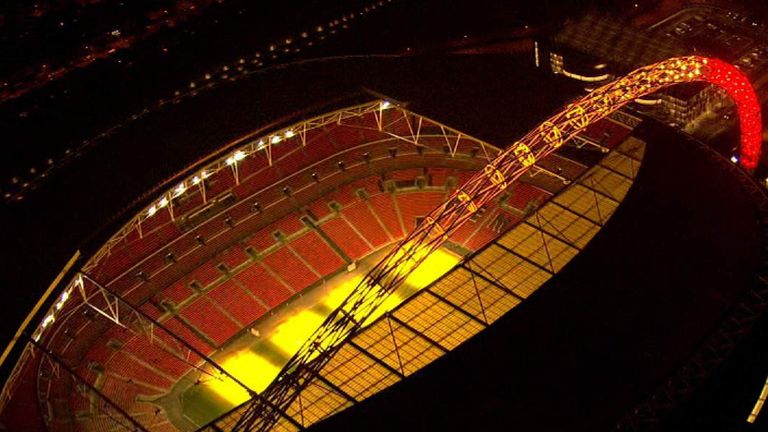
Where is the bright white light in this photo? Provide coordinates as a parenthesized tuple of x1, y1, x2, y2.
(42, 314, 55, 328)
(226, 156, 235, 165)
(285, 130, 295, 138)
(234, 150, 247, 161)
(201, 170, 210, 179)
(158, 197, 169, 208)
(148, 205, 157, 216)
(55, 290, 70, 311)
(730, 155, 739, 163)
(257, 140, 267, 150)
(381, 100, 391, 109)
(271, 135, 282, 144)
(173, 183, 187, 197)
(192, 175, 201, 185)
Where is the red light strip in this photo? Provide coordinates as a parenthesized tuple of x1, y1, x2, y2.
(702, 58, 762, 169)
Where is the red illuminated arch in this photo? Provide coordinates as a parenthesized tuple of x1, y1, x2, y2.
(699, 57, 762, 169)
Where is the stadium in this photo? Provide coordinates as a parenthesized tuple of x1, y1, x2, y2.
(1, 17, 768, 432)
(1, 93, 633, 428)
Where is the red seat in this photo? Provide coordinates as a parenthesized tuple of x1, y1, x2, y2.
(290, 231, 347, 276)
(262, 247, 318, 292)
(236, 263, 294, 307)
(320, 217, 372, 261)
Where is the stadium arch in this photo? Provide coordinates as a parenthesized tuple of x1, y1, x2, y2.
(226, 55, 763, 432)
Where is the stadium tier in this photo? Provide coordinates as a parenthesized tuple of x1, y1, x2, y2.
(0, 101, 639, 431)
(205, 134, 648, 432)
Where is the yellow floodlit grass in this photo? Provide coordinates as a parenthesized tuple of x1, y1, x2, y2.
(206, 248, 458, 406)
(322, 248, 458, 325)
(403, 248, 459, 289)
(321, 274, 361, 310)
(270, 309, 325, 355)
(205, 350, 280, 405)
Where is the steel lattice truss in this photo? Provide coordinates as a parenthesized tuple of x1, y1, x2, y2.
(215, 56, 762, 431)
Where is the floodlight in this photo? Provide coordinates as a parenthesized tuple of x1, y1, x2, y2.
(174, 184, 187, 197)
(42, 314, 55, 328)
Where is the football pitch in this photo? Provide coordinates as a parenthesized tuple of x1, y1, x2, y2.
(167, 247, 460, 429)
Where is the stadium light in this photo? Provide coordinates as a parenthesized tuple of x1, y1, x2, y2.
(41, 314, 55, 329)
(147, 205, 157, 216)
(226, 151, 246, 165)
(54, 290, 70, 311)
(380, 100, 391, 109)
(158, 197, 169, 208)
(285, 130, 295, 138)
(192, 175, 201, 185)
(173, 183, 187, 197)
(730, 155, 739, 163)
(271, 135, 282, 144)
(256, 139, 267, 150)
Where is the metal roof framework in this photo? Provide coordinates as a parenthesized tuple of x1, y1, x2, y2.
(204, 135, 646, 432)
